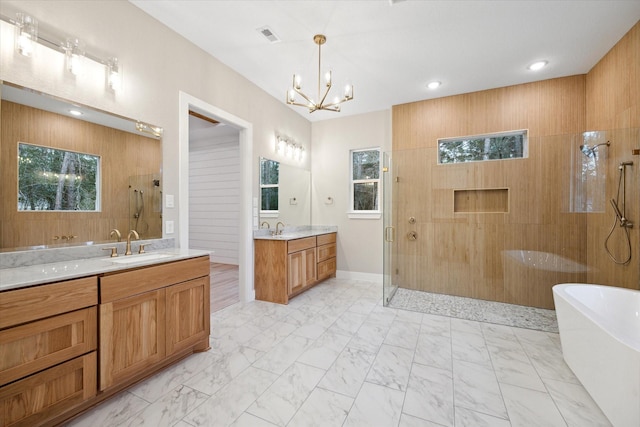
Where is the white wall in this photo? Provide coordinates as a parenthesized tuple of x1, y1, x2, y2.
(189, 133, 240, 265)
(311, 110, 392, 281)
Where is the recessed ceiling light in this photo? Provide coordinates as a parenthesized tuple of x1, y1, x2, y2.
(69, 109, 83, 116)
(528, 61, 548, 71)
(427, 81, 441, 89)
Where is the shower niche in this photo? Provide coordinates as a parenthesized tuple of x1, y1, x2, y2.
(128, 173, 162, 239)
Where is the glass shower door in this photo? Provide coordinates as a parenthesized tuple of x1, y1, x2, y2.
(383, 151, 398, 305)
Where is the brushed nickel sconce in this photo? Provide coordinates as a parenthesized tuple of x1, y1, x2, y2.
(1, 11, 121, 91)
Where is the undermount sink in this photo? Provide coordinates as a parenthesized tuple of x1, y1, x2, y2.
(103, 253, 173, 264)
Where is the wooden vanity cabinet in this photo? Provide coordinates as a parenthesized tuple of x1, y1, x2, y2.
(255, 232, 337, 304)
(99, 256, 210, 391)
(0, 255, 210, 426)
(0, 277, 98, 427)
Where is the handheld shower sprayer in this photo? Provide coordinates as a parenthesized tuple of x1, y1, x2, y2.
(605, 160, 633, 264)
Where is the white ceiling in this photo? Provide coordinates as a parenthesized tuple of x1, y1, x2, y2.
(130, 1, 640, 122)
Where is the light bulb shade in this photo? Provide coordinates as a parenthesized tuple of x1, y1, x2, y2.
(107, 57, 120, 90)
(64, 38, 84, 75)
(344, 84, 353, 99)
(15, 13, 38, 57)
(325, 71, 332, 87)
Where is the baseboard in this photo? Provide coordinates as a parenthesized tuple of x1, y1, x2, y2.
(336, 270, 383, 284)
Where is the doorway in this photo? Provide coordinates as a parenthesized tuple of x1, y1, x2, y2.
(188, 110, 240, 311)
(178, 92, 254, 303)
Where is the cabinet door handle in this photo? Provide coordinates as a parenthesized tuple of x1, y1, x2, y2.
(385, 226, 395, 243)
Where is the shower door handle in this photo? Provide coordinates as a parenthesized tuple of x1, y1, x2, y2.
(385, 226, 395, 243)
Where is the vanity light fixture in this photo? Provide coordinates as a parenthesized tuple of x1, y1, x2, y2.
(135, 121, 163, 138)
(286, 34, 354, 113)
(2, 12, 122, 91)
(528, 60, 548, 71)
(427, 81, 441, 90)
(274, 133, 305, 162)
(64, 38, 84, 76)
(14, 13, 37, 57)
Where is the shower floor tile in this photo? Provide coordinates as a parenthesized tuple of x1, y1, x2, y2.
(387, 288, 558, 332)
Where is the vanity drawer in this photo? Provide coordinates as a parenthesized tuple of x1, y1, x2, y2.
(0, 352, 97, 427)
(100, 256, 209, 302)
(0, 277, 98, 330)
(317, 243, 337, 262)
(317, 233, 336, 246)
(0, 307, 97, 387)
(288, 237, 316, 254)
(317, 258, 337, 281)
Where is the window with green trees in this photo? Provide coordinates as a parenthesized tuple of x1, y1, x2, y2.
(438, 130, 527, 164)
(18, 143, 100, 211)
(350, 148, 380, 212)
(260, 157, 279, 212)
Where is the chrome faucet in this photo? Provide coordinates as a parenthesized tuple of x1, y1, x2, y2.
(125, 230, 139, 255)
(276, 222, 285, 235)
(260, 221, 270, 229)
(109, 228, 122, 242)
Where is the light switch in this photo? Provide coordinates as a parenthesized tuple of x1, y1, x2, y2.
(165, 194, 174, 208)
(165, 220, 174, 234)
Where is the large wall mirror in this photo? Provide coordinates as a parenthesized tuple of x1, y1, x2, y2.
(1, 82, 163, 251)
(259, 157, 310, 227)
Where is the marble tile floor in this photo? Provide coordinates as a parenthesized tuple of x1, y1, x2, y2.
(65, 278, 611, 427)
(387, 288, 559, 333)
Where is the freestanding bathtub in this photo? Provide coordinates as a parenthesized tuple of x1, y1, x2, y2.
(553, 284, 640, 427)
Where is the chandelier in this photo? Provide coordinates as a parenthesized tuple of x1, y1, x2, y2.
(286, 34, 354, 113)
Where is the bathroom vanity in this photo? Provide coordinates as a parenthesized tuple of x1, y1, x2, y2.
(0, 250, 210, 426)
(254, 229, 337, 304)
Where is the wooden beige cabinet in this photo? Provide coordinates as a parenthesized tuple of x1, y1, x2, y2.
(255, 232, 337, 304)
(0, 254, 210, 426)
(99, 256, 210, 391)
(0, 277, 98, 427)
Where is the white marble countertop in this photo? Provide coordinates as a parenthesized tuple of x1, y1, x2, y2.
(253, 225, 338, 241)
(0, 248, 211, 292)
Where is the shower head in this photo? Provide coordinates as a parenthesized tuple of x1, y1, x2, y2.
(579, 141, 610, 157)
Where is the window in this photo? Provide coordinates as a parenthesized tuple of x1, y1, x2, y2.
(260, 157, 279, 216)
(438, 130, 527, 164)
(18, 143, 100, 211)
(349, 148, 381, 218)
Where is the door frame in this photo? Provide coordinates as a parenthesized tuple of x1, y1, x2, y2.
(178, 91, 254, 302)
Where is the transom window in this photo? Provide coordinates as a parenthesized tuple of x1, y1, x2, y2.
(350, 148, 381, 214)
(438, 130, 528, 164)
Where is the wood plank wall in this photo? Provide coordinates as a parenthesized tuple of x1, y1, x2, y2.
(1, 101, 162, 249)
(392, 76, 588, 309)
(188, 137, 240, 265)
(585, 21, 639, 290)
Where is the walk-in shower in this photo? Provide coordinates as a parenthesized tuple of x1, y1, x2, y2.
(383, 127, 639, 311)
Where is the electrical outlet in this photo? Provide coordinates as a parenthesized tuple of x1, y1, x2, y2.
(165, 220, 174, 234)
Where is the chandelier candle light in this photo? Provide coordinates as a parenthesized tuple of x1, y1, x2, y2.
(287, 34, 353, 113)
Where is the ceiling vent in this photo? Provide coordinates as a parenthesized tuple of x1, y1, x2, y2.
(257, 26, 280, 43)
